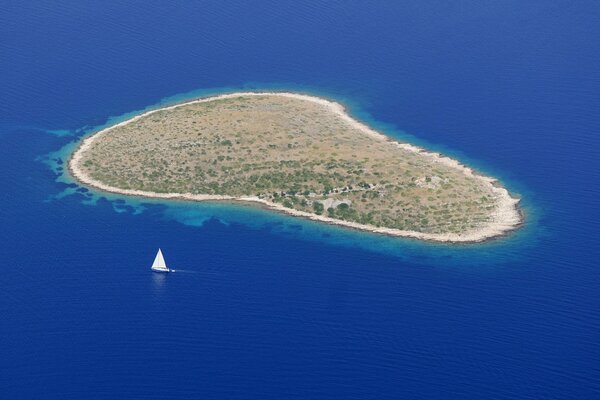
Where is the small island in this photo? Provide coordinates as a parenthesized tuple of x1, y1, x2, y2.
(69, 92, 522, 242)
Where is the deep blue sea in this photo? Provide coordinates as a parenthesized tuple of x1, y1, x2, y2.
(1, 1, 599, 399)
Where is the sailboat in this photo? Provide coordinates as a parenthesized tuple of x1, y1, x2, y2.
(151, 248, 171, 273)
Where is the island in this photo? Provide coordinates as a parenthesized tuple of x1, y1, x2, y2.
(68, 92, 522, 242)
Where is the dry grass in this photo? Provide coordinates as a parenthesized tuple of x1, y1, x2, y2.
(79, 95, 500, 234)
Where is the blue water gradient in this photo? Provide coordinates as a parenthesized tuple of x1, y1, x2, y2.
(1, 1, 599, 399)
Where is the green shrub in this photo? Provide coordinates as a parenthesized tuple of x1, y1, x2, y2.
(313, 202, 324, 215)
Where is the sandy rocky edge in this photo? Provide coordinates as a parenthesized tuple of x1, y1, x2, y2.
(68, 92, 522, 243)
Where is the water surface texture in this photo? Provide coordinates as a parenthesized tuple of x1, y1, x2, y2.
(1, 1, 599, 399)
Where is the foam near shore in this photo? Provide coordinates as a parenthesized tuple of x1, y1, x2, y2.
(69, 92, 522, 243)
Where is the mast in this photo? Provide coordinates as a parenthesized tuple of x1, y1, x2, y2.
(151, 248, 169, 271)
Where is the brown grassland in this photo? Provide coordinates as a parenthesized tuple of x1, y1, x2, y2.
(74, 94, 518, 237)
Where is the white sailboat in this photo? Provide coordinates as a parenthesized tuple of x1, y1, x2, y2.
(151, 248, 171, 273)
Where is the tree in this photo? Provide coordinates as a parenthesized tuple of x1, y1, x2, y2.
(313, 202, 324, 215)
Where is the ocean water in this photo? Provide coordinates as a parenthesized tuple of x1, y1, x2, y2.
(1, 1, 599, 399)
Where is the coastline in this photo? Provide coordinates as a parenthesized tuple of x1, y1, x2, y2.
(68, 91, 523, 243)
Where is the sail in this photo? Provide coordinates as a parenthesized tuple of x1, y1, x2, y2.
(151, 248, 169, 271)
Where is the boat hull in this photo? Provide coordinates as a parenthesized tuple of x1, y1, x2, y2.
(151, 267, 170, 273)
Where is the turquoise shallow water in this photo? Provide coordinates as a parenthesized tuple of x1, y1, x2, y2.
(50, 86, 538, 264)
(1, 1, 599, 399)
